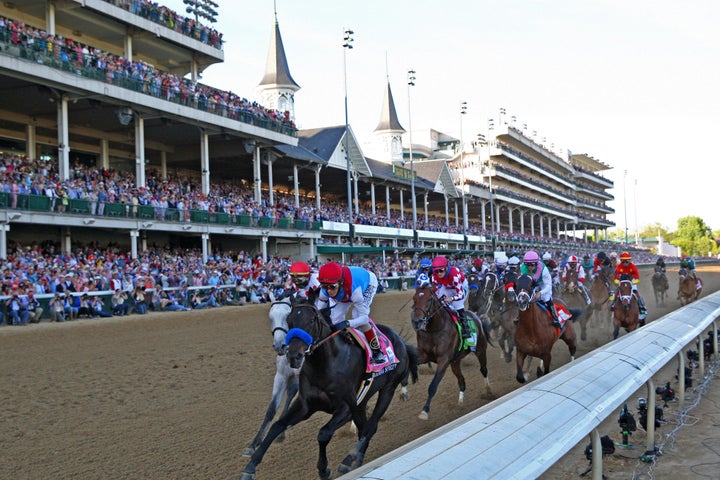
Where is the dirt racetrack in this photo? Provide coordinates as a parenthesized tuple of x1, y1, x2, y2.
(1, 266, 718, 480)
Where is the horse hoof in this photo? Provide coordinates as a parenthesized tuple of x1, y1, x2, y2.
(239, 472, 256, 480)
(241, 447, 254, 458)
(274, 432, 286, 443)
(320, 467, 333, 480)
(418, 410, 429, 420)
(458, 392, 464, 405)
(401, 391, 411, 401)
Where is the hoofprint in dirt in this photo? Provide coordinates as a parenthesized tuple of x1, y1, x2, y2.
(0, 266, 717, 479)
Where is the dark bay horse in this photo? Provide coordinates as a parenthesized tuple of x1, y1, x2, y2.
(240, 297, 418, 480)
(466, 271, 484, 315)
(651, 266, 669, 306)
(494, 272, 519, 363)
(411, 284, 493, 420)
(558, 267, 589, 340)
(479, 272, 501, 317)
(513, 274, 577, 383)
(677, 267, 702, 306)
(588, 265, 612, 326)
(611, 277, 640, 339)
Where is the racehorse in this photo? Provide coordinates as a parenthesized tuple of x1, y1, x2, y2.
(240, 296, 418, 480)
(651, 265, 669, 306)
(558, 267, 589, 341)
(410, 284, 493, 420)
(242, 291, 303, 457)
(479, 272, 501, 316)
(466, 271, 484, 315)
(588, 265, 613, 326)
(677, 267, 702, 306)
(494, 271, 519, 363)
(611, 276, 640, 339)
(513, 274, 577, 383)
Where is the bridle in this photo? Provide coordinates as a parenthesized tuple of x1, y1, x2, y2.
(616, 279, 634, 309)
(412, 287, 447, 332)
(285, 302, 341, 356)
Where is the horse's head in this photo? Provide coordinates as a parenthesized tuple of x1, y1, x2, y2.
(284, 295, 330, 369)
(411, 285, 438, 331)
(268, 296, 292, 355)
(678, 267, 689, 280)
(514, 274, 536, 311)
(564, 268, 578, 293)
(616, 276, 634, 309)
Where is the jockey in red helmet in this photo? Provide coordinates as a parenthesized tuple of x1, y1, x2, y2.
(316, 262, 387, 364)
(561, 255, 591, 305)
(612, 251, 647, 321)
(288, 261, 319, 297)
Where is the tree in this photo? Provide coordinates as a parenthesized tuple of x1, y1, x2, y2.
(638, 222, 671, 241)
(671, 216, 717, 257)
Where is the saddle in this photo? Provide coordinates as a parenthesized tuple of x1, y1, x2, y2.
(537, 301, 572, 331)
(446, 310, 478, 351)
(344, 321, 398, 374)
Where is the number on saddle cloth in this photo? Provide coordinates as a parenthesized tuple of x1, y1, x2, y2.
(346, 321, 398, 370)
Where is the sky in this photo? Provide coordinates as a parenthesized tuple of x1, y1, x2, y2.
(164, 0, 720, 233)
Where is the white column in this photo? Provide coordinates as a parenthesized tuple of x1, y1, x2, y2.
(370, 182, 376, 215)
(353, 173, 359, 215)
(424, 192, 429, 223)
(45, 2, 56, 34)
(399, 189, 405, 220)
(26, 124, 36, 160)
(160, 151, 167, 179)
(57, 96, 70, 180)
(202, 233, 210, 264)
(481, 202, 487, 231)
(293, 163, 300, 208)
(454, 200, 459, 227)
(0, 224, 8, 260)
(530, 213, 535, 237)
(444, 195, 449, 226)
(267, 157, 275, 206)
(134, 113, 146, 187)
(520, 209, 525, 234)
(62, 227, 71, 254)
(200, 130, 209, 195)
(508, 208, 514, 234)
(253, 146, 262, 203)
(130, 230, 139, 259)
(100, 139, 110, 170)
(315, 166, 322, 210)
(385, 185, 391, 218)
(124, 30, 133, 61)
(539, 216, 544, 237)
(261, 233, 268, 261)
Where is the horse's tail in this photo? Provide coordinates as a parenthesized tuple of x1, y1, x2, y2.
(405, 343, 419, 384)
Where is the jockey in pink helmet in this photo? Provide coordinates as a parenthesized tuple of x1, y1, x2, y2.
(519, 250, 561, 327)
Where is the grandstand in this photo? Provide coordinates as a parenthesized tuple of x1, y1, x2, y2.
(0, 1, 615, 261)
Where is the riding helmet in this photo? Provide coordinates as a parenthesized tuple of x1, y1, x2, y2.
(597, 252, 607, 261)
(523, 250, 540, 263)
(496, 254, 508, 266)
(542, 252, 552, 261)
(431, 255, 449, 270)
(473, 258, 483, 268)
(620, 252, 632, 261)
(318, 262, 344, 284)
(568, 255, 578, 263)
(289, 261, 311, 277)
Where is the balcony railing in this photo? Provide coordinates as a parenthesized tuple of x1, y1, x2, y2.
(0, 193, 321, 231)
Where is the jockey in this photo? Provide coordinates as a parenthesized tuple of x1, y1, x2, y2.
(581, 254, 594, 278)
(316, 262, 386, 364)
(609, 251, 618, 269)
(592, 251, 612, 279)
(415, 258, 433, 288)
(542, 252, 560, 289)
(520, 250, 561, 327)
(504, 255, 521, 294)
(561, 255, 592, 305)
(431, 255, 472, 339)
(468, 257, 488, 279)
(288, 261, 320, 298)
(680, 257, 697, 280)
(506, 255, 521, 274)
(655, 257, 666, 274)
(494, 253, 509, 283)
(611, 251, 648, 320)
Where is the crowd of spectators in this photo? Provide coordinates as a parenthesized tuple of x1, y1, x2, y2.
(0, 15, 294, 134)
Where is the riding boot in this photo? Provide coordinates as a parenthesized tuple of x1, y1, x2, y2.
(636, 292, 647, 319)
(365, 330, 387, 365)
(579, 285, 591, 305)
(544, 300, 561, 327)
(456, 308, 472, 339)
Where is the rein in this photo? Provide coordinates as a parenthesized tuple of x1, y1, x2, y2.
(287, 303, 339, 356)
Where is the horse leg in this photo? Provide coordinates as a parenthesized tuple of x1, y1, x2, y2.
(242, 365, 296, 457)
(537, 353, 552, 378)
(449, 360, 467, 405)
(340, 384, 398, 474)
(316, 409, 353, 480)
(515, 350, 528, 384)
(419, 359, 452, 420)
(240, 399, 312, 480)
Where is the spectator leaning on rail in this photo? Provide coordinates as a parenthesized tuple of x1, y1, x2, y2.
(520, 250, 561, 327)
(430, 255, 472, 339)
(611, 251, 648, 321)
(561, 255, 592, 305)
(316, 262, 387, 365)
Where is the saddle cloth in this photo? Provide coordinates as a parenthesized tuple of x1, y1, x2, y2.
(346, 319, 399, 374)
